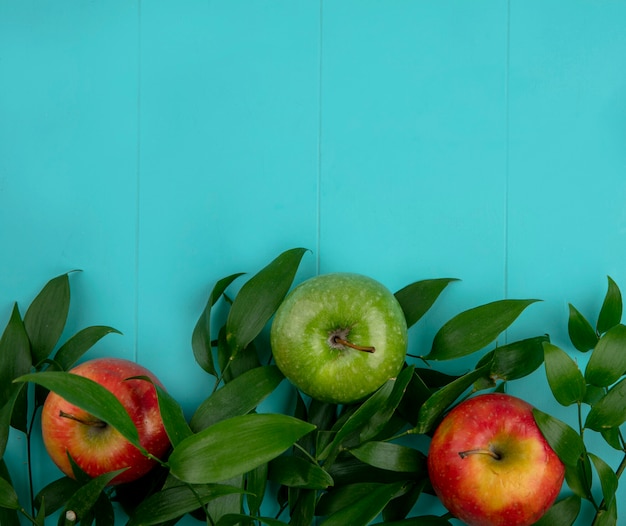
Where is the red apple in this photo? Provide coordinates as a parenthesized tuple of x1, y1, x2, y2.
(41, 357, 171, 485)
(427, 392, 565, 526)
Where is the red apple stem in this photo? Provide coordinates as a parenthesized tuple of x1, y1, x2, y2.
(458, 448, 501, 460)
(332, 336, 376, 353)
(59, 410, 107, 428)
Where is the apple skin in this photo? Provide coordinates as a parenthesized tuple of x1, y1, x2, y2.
(270, 272, 408, 405)
(427, 393, 565, 526)
(41, 357, 171, 485)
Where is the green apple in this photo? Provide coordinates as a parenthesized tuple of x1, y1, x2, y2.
(270, 272, 408, 404)
(427, 392, 565, 526)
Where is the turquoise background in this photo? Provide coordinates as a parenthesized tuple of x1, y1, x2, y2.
(1, 1, 626, 524)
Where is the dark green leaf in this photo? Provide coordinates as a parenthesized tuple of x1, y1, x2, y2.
(588, 452, 618, 509)
(53, 326, 121, 371)
(190, 365, 284, 432)
(585, 377, 626, 431)
(0, 304, 32, 407)
(0, 463, 20, 525)
(287, 487, 316, 526)
(396, 371, 432, 427)
(24, 273, 71, 364)
(127, 484, 246, 526)
(246, 462, 268, 516)
(0, 476, 20, 510)
(0, 383, 27, 458)
(568, 304, 598, 353)
(596, 498, 618, 526)
(192, 273, 245, 376)
(129, 375, 192, 448)
(533, 495, 581, 526)
(92, 493, 114, 526)
(597, 276, 623, 334)
(225, 248, 308, 355)
(60, 469, 124, 525)
(533, 408, 585, 467)
(319, 481, 405, 526)
(426, 299, 539, 360)
(564, 456, 593, 500)
(585, 324, 626, 387)
(349, 442, 426, 473)
(600, 427, 623, 450)
(15, 371, 142, 449)
(35, 477, 81, 515)
(415, 363, 491, 434)
(490, 335, 548, 381)
(268, 456, 333, 489)
(543, 342, 586, 406)
(217, 514, 287, 526)
(394, 278, 458, 329)
(168, 413, 315, 484)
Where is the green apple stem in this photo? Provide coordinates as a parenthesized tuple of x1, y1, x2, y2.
(59, 410, 107, 428)
(332, 336, 376, 353)
(458, 448, 501, 460)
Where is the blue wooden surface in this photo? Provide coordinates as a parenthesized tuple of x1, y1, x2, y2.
(1, 1, 626, 524)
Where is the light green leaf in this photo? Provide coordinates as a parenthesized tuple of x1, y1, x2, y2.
(168, 413, 315, 484)
(426, 299, 539, 360)
(23, 272, 72, 365)
(225, 248, 308, 355)
(319, 481, 405, 526)
(588, 452, 618, 509)
(127, 484, 246, 526)
(597, 276, 623, 334)
(349, 442, 426, 473)
(0, 304, 32, 407)
(192, 272, 245, 376)
(533, 408, 585, 467)
(0, 476, 20, 510)
(585, 377, 626, 431)
(268, 456, 333, 489)
(416, 363, 492, 434)
(53, 326, 121, 371)
(533, 495, 581, 526)
(543, 342, 586, 406)
(568, 304, 598, 353)
(394, 278, 458, 329)
(190, 365, 284, 432)
(585, 324, 626, 387)
(14, 371, 142, 450)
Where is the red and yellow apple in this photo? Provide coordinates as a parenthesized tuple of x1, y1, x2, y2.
(41, 357, 171, 485)
(427, 392, 565, 526)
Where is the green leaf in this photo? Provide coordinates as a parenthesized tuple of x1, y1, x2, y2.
(15, 371, 142, 450)
(168, 413, 315, 484)
(34, 477, 81, 515)
(24, 272, 72, 365)
(127, 484, 246, 526)
(0, 383, 27, 458)
(192, 273, 245, 376)
(416, 363, 492, 434)
(53, 326, 121, 371)
(0, 476, 20, 510)
(600, 427, 623, 450)
(584, 377, 626, 431)
(190, 365, 284, 432)
(489, 335, 548, 381)
(60, 469, 124, 524)
(319, 481, 405, 526)
(225, 248, 308, 355)
(568, 304, 598, 353)
(0, 304, 32, 407)
(533, 408, 585, 467)
(543, 342, 586, 406)
(533, 495, 581, 526)
(597, 276, 623, 334)
(594, 497, 617, 526)
(394, 278, 458, 329)
(349, 442, 426, 473)
(268, 456, 333, 489)
(426, 299, 539, 360)
(246, 462, 268, 516)
(129, 375, 192, 448)
(564, 455, 593, 500)
(585, 324, 626, 387)
(381, 517, 452, 526)
(217, 514, 287, 526)
(588, 452, 618, 509)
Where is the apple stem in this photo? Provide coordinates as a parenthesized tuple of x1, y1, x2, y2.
(458, 448, 502, 460)
(332, 336, 376, 353)
(59, 410, 107, 428)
